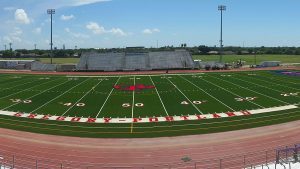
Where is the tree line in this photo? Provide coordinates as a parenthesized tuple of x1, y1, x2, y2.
(1, 46, 300, 58)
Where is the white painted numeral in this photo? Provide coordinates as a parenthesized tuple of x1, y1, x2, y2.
(122, 103, 131, 107)
(281, 92, 299, 97)
(10, 99, 32, 104)
(76, 103, 85, 107)
(235, 97, 257, 102)
(122, 103, 144, 107)
(63, 102, 85, 107)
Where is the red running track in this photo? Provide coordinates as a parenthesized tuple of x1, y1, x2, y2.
(0, 120, 300, 168)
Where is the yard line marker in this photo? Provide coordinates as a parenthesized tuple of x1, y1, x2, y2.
(180, 75, 235, 111)
(149, 76, 169, 116)
(95, 77, 121, 118)
(130, 76, 136, 133)
(30, 78, 89, 113)
(2, 78, 69, 110)
(0, 78, 58, 100)
(0, 77, 37, 92)
(201, 77, 265, 108)
(212, 75, 290, 105)
(60, 79, 104, 116)
(165, 76, 204, 114)
(241, 74, 300, 94)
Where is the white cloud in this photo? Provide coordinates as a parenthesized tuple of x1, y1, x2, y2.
(86, 22, 106, 34)
(3, 27, 23, 43)
(86, 22, 127, 36)
(15, 9, 30, 24)
(142, 28, 160, 34)
(70, 0, 111, 6)
(61, 14, 75, 21)
(109, 28, 127, 36)
(33, 27, 42, 34)
(65, 27, 89, 39)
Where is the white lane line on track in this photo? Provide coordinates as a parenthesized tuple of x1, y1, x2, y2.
(180, 75, 235, 112)
(95, 77, 121, 118)
(2, 79, 69, 111)
(30, 78, 89, 113)
(200, 76, 265, 108)
(149, 76, 169, 116)
(212, 75, 291, 105)
(60, 79, 105, 116)
(165, 76, 203, 114)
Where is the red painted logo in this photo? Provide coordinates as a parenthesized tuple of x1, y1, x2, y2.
(114, 84, 155, 91)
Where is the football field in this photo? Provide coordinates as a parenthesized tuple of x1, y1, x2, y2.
(0, 70, 299, 138)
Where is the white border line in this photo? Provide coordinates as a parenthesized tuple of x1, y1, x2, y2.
(2, 105, 298, 124)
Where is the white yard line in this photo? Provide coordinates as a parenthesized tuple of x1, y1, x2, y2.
(201, 77, 265, 108)
(2, 79, 70, 111)
(130, 76, 136, 133)
(95, 77, 121, 118)
(0, 78, 38, 92)
(165, 76, 204, 114)
(60, 79, 104, 116)
(149, 76, 169, 116)
(180, 75, 235, 111)
(243, 75, 300, 93)
(212, 75, 291, 105)
(30, 78, 89, 113)
(0, 78, 58, 100)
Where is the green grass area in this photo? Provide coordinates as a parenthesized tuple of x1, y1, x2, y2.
(193, 55, 300, 65)
(0, 70, 299, 138)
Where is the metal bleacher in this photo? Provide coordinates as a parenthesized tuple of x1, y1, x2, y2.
(76, 50, 194, 71)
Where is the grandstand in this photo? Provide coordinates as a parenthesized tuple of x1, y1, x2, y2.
(76, 49, 194, 71)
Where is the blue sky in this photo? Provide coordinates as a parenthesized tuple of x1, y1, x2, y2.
(0, 0, 300, 50)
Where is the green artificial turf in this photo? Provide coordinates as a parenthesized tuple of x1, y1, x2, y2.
(0, 70, 298, 138)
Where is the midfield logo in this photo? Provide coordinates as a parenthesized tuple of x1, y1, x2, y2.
(113, 84, 155, 91)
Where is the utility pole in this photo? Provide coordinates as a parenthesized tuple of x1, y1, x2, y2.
(218, 5, 226, 63)
(47, 9, 55, 64)
(4, 44, 6, 50)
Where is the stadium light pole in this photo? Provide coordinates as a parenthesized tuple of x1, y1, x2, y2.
(4, 44, 6, 50)
(47, 9, 55, 64)
(9, 42, 12, 59)
(218, 5, 226, 63)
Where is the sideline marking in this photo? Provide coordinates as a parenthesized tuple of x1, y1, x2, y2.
(3, 105, 298, 123)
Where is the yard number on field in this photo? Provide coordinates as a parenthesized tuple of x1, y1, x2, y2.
(181, 100, 206, 105)
(63, 102, 86, 107)
(10, 99, 32, 104)
(281, 92, 299, 97)
(235, 97, 257, 102)
(122, 103, 144, 107)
